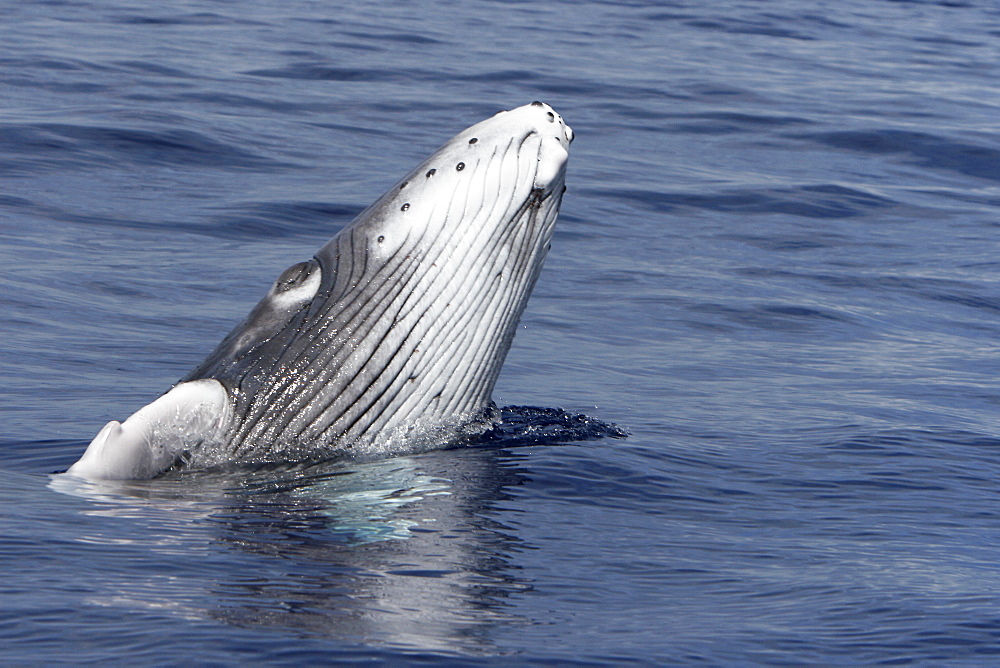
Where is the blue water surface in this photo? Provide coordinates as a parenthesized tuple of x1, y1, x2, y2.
(3, 0, 1000, 664)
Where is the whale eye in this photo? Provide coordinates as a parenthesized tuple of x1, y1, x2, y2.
(456, 162, 465, 171)
(531, 101, 543, 107)
(377, 235, 385, 244)
(468, 137, 478, 145)
(547, 111, 555, 122)
(400, 203, 410, 211)
(426, 168, 436, 177)
(274, 259, 318, 294)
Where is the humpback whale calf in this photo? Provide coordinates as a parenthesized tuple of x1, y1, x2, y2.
(67, 102, 573, 479)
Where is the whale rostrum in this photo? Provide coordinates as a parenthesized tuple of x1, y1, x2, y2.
(68, 102, 573, 479)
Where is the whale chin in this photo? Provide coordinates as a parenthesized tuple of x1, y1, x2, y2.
(68, 102, 573, 480)
(67, 380, 231, 480)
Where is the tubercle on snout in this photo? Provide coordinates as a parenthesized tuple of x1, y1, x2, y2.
(365, 102, 572, 257)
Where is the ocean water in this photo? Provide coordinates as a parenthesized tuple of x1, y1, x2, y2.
(3, 0, 1000, 664)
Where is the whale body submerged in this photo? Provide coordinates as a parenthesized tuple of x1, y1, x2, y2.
(67, 102, 573, 479)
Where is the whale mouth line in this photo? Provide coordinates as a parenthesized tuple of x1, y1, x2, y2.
(67, 102, 573, 480)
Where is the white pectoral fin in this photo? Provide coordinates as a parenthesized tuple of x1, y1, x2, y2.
(66, 379, 231, 480)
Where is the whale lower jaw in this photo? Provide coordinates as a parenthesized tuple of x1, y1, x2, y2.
(66, 379, 231, 479)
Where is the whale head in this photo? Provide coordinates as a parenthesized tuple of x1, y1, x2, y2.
(68, 102, 573, 479)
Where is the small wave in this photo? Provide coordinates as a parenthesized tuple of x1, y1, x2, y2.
(244, 63, 421, 82)
(682, 17, 816, 41)
(664, 111, 814, 135)
(686, 302, 857, 333)
(795, 129, 1000, 183)
(341, 30, 442, 46)
(0, 122, 291, 172)
(110, 11, 260, 27)
(204, 200, 359, 240)
(590, 183, 896, 219)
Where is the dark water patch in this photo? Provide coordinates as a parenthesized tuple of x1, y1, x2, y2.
(245, 63, 427, 82)
(738, 269, 968, 295)
(528, 76, 689, 103)
(582, 103, 674, 123)
(928, 291, 1000, 314)
(110, 11, 261, 26)
(819, 428, 1000, 457)
(0, 195, 347, 241)
(510, 445, 743, 519)
(688, 302, 856, 332)
(0, 128, 90, 175)
(796, 429, 1000, 512)
(456, 69, 540, 83)
(175, 91, 321, 114)
(821, 477, 948, 492)
(0, 194, 35, 209)
(524, 463, 724, 515)
(913, 187, 1000, 209)
(584, 103, 814, 135)
(794, 13, 855, 30)
(643, 12, 700, 22)
(0, 73, 111, 94)
(0, 196, 168, 234)
(912, 35, 985, 48)
(591, 184, 896, 219)
(798, 130, 1000, 182)
(0, 439, 85, 475)
(684, 17, 816, 40)
(307, 121, 395, 137)
(0, 56, 114, 73)
(814, 273, 998, 314)
(723, 231, 851, 252)
(112, 60, 194, 78)
(736, 268, 1000, 335)
(678, 82, 769, 104)
(343, 30, 442, 45)
(666, 111, 814, 135)
(0, 123, 291, 172)
(206, 201, 359, 240)
(885, 0, 977, 6)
